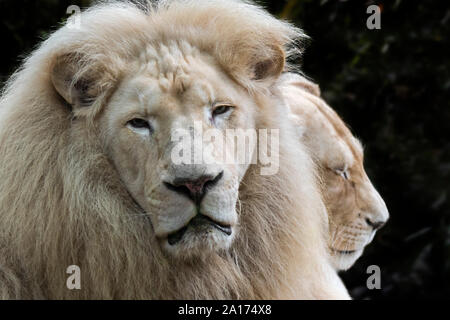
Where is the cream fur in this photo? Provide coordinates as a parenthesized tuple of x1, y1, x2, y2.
(0, 1, 349, 299)
(280, 73, 389, 270)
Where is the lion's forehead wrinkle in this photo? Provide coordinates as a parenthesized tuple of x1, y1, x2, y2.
(132, 54, 218, 110)
(139, 40, 197, 70)
(134, 40, 209, 97)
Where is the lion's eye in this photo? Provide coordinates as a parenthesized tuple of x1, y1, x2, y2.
(127, 118, 152, 133)
(212, 105, 233, 117)
(335, 168, 350, 180)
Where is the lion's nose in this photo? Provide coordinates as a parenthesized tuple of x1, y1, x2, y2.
(164, 171, 224, 203)
(365, 218, 386, 231)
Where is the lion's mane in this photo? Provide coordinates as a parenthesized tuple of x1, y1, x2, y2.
(0, 0, 348, 299)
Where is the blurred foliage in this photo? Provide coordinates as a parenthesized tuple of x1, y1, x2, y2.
(0, 0, 449, 299)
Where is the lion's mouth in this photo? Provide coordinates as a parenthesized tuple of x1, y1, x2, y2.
(331, 248, 358, 255)
(167, 214, 232, 246)
(337, 250, 356, 255)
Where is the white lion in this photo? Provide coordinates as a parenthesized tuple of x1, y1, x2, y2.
(280, 73, 389, 270)
(0, 0, 349, 299)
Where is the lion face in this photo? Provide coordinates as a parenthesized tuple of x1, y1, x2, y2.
(320, 140, 389, 270)
(97, 45, 257, 259)
(47, 0, 293, 264)
(281, 74, 389, 270)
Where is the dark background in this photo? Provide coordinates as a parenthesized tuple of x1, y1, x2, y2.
(1, 0, 449, 299)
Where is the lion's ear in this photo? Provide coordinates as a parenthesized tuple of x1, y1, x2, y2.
(226, 43, 285, 87)
(51, 54, 99, 109)
(250, 45, 285, 81)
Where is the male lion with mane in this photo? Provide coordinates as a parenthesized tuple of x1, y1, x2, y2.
(0, 0, 349, 299)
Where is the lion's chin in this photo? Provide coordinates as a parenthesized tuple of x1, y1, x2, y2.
(331, 248, 364, 271)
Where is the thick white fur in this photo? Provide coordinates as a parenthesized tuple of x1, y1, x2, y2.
(0, 1, 349, 299)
